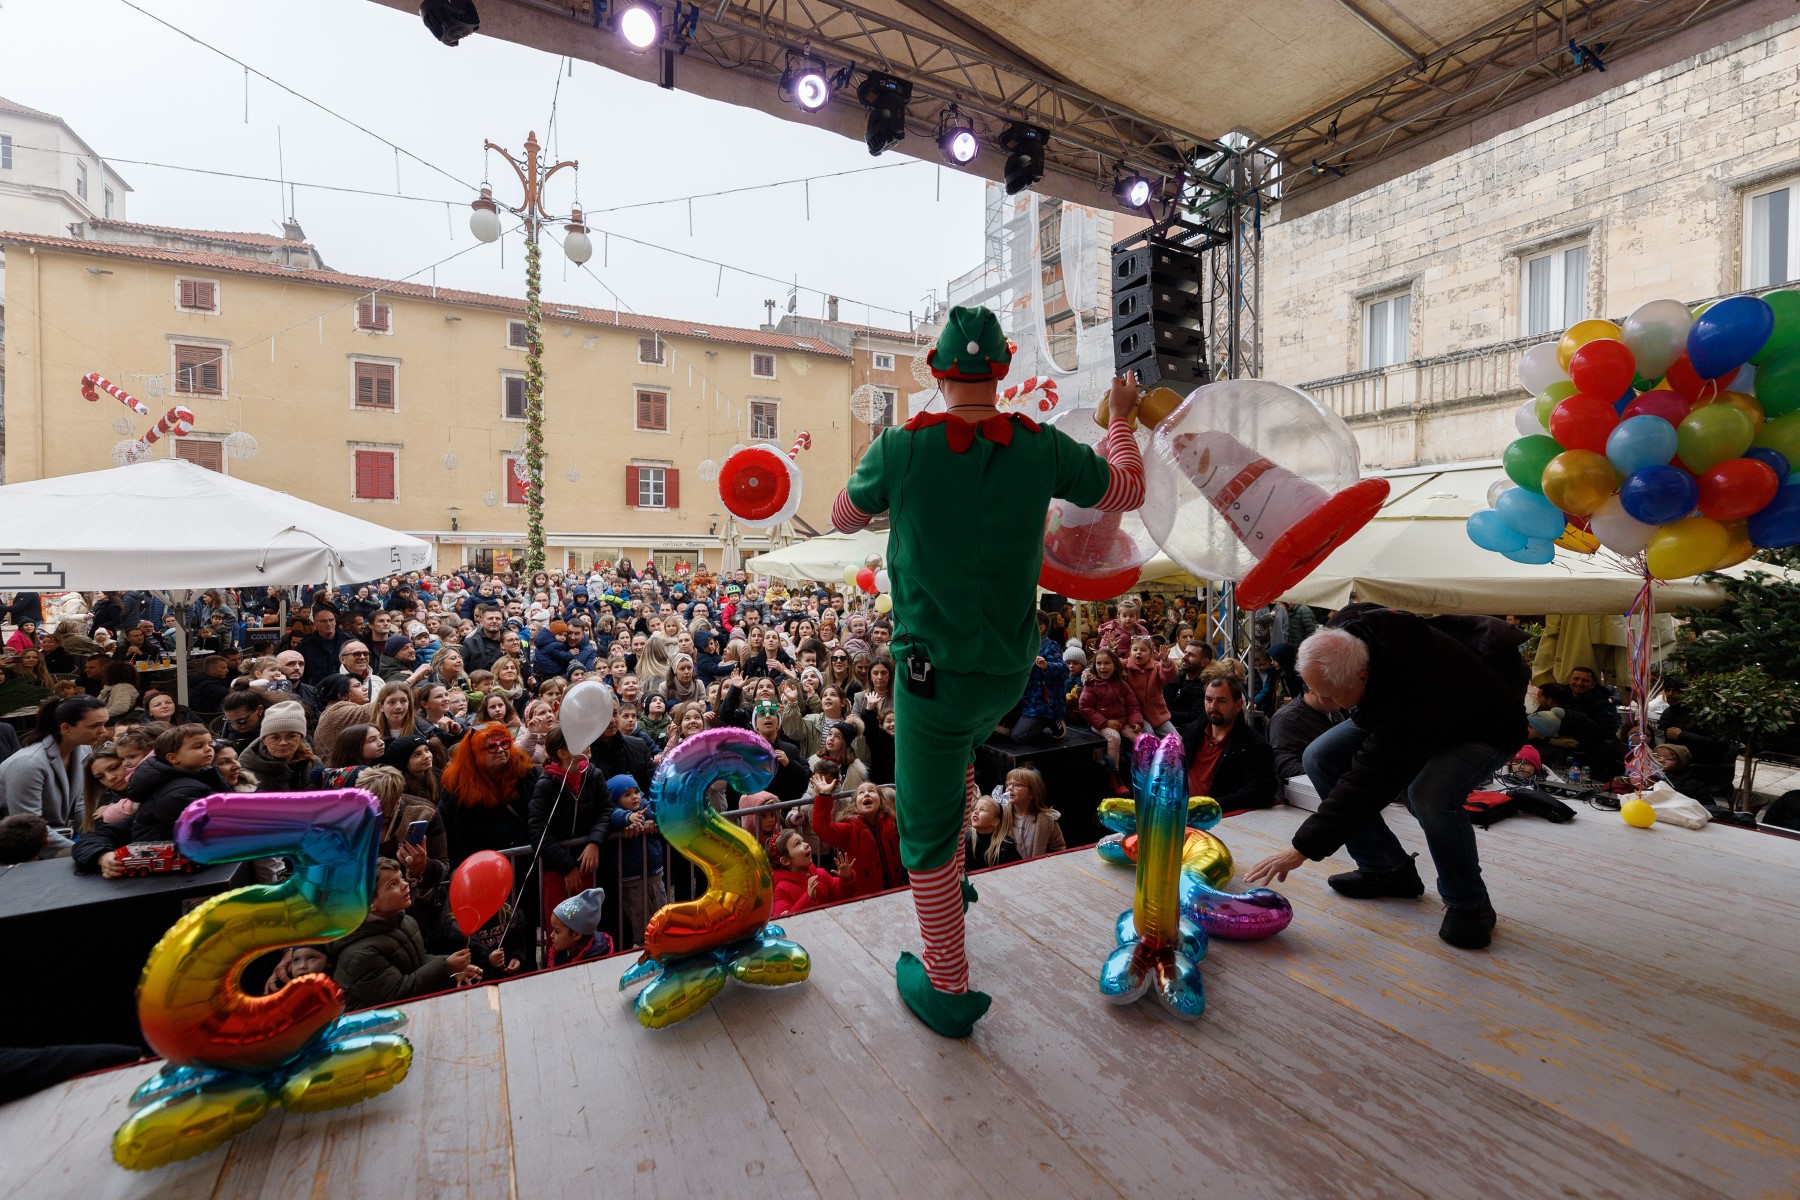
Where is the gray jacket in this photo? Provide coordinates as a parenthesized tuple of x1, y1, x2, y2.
(0, 738, 90, 854)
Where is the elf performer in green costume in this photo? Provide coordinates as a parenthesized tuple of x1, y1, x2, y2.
(832, 306, 1145, 1037)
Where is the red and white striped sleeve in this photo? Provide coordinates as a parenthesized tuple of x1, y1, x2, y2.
(1093, 417, 1145, 512)
(833, 488, 877, 532)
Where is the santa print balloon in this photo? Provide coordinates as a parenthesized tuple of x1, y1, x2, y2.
(717, 431, 810, 530)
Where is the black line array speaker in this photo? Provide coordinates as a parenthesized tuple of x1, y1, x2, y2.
(1111, 235, 1209, 388)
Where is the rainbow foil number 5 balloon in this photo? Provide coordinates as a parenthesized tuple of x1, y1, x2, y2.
(618, 728, 811, 1028)
(113, 790, 412, 1171)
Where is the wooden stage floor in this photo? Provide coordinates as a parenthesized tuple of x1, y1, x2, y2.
(7, 807, 1798, 1199)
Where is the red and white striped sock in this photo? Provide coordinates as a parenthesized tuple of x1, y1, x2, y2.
(910, 857, 968, 993)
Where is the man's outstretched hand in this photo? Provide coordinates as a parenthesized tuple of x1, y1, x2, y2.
(1243, 847, 1307, 885)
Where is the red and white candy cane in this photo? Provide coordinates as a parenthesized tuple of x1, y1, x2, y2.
(1001, 375, 1060, 414)
(129, 406, 196, 459)
(81, 373, 152, 417)
(787, 431, 812, 458)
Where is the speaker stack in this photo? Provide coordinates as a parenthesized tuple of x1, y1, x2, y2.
(1110, 234, 1209, 389)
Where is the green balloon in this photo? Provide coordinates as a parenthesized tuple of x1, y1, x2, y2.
(1534, 381, 1579, 428)
(1678, 405, 1754, 472)
(1504, 435, 1561, 492)
(1756, 350, 1800, 419)
(1750, 290, 1800, 365)
(1756, 411, 1800, 464)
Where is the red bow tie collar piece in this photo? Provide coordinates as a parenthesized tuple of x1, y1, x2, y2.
(906, 411, 1040, 453)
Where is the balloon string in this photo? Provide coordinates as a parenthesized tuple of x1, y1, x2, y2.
(492, 754, 583, 948)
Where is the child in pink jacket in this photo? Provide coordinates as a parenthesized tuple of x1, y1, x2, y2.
(1077, 647, 1141, 788)
(1122, 636, 1178, 736)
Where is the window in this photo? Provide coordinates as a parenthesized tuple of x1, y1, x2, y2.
(752, 352, 777, 379)
(1362, 292, 1411, 369)
(1745, 182, 1799, 290)
(507, 320, 530, 349)
(173, 344, 224, 396)
(356, 298, 392, 332)
(76, 160, 88, 200)
(626, 465, 678, 509)
(750, 399, 779, 441)
(872, 351, 895, 372)
(502, 374, 528, 421)
(174, 438, 224, 472)
(638, 335, 665, 365)
(1522, 244, 1588, 337)
(177, 279, 218, 313)
(0, 134, 11, 170)
(103, 187, 114, 217)
(353, 450, 397, 500)
(354, 361, 396, 409)
(636, 388, 669, 432)
(505, 456, 529, 506)
(873, 387, 897, 429)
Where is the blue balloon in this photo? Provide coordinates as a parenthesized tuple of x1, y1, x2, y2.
(1605, 414, 1679, 475)
(1744, 446, 1790, 480)
(1748, 483, 1800, 549)
(1502, 538, 1556, 565)
(1494, 487, 1567, 540)
(1688, 295, 1775, 379)
(1619, 465, 1699, 526)
(1467, 508, 1530, 554)
(1613, 385, 1637, 416)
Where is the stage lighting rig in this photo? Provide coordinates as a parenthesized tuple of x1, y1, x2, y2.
(618, 2, 659, 50)
(999, 122, 1048, 195)
(1114, 172, 1155, 211)
(420, 0, 480, 46)
(936, 106, 978, 165)
(781, 54, 834, 111)
(858, 72, 912, 156)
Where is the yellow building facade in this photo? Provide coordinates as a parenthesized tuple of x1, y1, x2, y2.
(2, 232, 856, 574)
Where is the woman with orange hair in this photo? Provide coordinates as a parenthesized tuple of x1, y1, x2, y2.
(439, 721, 539, 867)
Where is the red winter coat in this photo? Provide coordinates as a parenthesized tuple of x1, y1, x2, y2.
(1123, 657, 1178, 727)
(771, 865, 843, 917)
(1078, 674, 1142, 729)
(812, 794, 906, 897)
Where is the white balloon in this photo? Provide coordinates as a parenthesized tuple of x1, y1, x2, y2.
(1486, 480, 1516, 509)
(1518, 342, 1569, 396)
(1620, 299, 1692, 381)
(559, 680, 616, 756)
(1513, 398, 1549, 439)
(1590, 495, 1655, 556)
(874, 569, 891, 594)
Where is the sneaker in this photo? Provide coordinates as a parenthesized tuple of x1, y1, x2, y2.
(1439, 902, 1497, 950)
(1326, 853, 1425, 900)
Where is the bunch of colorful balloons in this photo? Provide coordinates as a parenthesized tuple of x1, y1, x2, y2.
(842, 557, 895, 614)
(1469, 292, 1800, 578)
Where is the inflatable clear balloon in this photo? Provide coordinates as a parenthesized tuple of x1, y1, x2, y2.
(1040, 407, 1158, 599)
(1142, 379, 1388, 609)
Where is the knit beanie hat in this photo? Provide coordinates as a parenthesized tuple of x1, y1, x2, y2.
(606, 774, 641, 803)
(381, 734, 429, 770)
(826, 719, 859, 748)
(553, 887, 606, 936)
(1510, 744, 1542, 771)
(263, 701, 308, 737)
(382, 634, 412, 657)
(927, 305, 1015, 382)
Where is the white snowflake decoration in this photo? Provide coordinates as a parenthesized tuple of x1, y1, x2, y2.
(442, 453, 460, 471)
(565, 467, 581, 483)
(144, 376, 166, 398)
(223, 431, 259, 461)
(695, 458, 720, 482)
(482, 491, 500, 507)
(112, 417, 136, 436)
(849, 384, 886, 424)
(910, 353, 936, 389)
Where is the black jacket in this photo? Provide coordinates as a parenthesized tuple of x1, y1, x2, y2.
(1178, 714, 1279, 812)
(588, 730, 655, 794)
(1268, 694, 1340, 781)
(440, 770, 537, 865)
(329, 911, 453, 1011)
(128, 757, 229, 842)
(1292, 607, 1526, 860)
(1164, 672, 1213, 729)
(72, 818, 133, 873)
(528, 766, 613, 876)
(298, 629, 352, 687)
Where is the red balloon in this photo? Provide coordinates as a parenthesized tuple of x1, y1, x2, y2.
(449, 850, 515, 935)
(1548, 395, 1619, 454)
(1621, 389, 1692, 425)
(1568, 338, 1636, 400)
(855, 567, 877, 594)
(1663, 354, 1731, 403)
(1697, 458, 1780, 520)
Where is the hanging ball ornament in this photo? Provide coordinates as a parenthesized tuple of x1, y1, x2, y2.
(696, 458, 721, 482)
(111, 439, 145, 466)
(482, 491, 500, 507)
(729, 443, 747, 457)
(442, 453, 460, 471)
(565, 467, 581, 483)
(144, 375, 165, 398)
(911, 353, 936, 389)
(112, 416, 136, 436)
(223, 431, 259, 461)
(850, 384, 884, 424)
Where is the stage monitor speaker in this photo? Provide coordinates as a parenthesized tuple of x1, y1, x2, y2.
(1111, 236, 1209, 388)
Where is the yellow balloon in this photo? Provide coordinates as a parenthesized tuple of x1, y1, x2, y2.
(842, 563, 860, 586)
(1707, 390, 1765, 435)
(874, 593, 893, 613)
(1620, 798, 1657, 828)
(1540, 450, 1619, 517)
(1646, 516, 1731, 580)
(1558, 318, 1624, 371)
(1555, 523, 1601, 554)
(1714, 520, 1756, 569)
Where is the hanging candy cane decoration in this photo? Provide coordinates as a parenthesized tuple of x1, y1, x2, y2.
(788, 430, 812, 458)
(125, 406, 196, 462)
(999, 375, 1061, 415)
(81, 373, 152, 417)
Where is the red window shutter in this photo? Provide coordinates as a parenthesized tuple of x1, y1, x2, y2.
(667, 468, 680, 509)
(375, 453, 395, 498)
(355, 451, 394, 499)
(626, 465, 640, 507)
(179, 280, 196, 309)
(376, 366, 394, 408)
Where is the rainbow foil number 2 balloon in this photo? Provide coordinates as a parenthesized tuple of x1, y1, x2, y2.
(113, 790, 413, 1171)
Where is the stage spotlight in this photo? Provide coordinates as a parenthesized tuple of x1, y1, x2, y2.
(999, 122, 1048, 195)
(936, 106, 978, 165)
(858, 72, 912, 156)
(618, 2, 659, 50)
(420, 0, 480, 46)
(1116, 174, 1154, 210)
(781, 55, 832, 111)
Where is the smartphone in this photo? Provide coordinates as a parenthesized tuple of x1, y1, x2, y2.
(405, 820, 429, 846)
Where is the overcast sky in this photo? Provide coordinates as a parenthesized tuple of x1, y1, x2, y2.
(1, 0, 987, 330)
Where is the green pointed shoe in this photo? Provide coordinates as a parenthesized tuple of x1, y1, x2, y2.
(961, 878, 978, 912)
(896, 952, 991, 1038)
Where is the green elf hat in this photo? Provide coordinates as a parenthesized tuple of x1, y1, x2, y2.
(927, 305, 1016, 382)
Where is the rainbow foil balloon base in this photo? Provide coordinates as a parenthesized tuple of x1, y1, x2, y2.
(618, 924, 811, 1029)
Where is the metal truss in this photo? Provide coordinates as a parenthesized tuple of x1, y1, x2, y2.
(1258, 0, 1763, 205)
(504, 0, 1229, 191)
